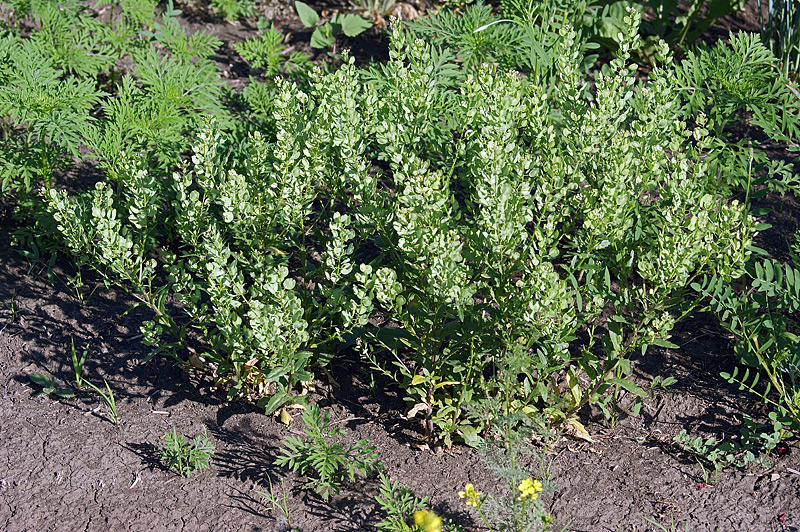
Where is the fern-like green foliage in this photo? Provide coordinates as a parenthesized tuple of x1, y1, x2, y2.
(147, 8, 222, 63)
(275, 404, 383, 501)
(30, 0, 115, 77)
(98, 0, 159, 29)
(160, 427, 215, 477)
(83, 45, 227, 174)
(234, 21, 312, 135)
(694, 256, 800, 429)
(0, 37, 103, 194)
(403, 2, 525, 71)
(133, 46, 223, 113)
(668, 32, 800, 143)
(233, 20, 286, 75)
(374, 473, 428, 532)
(208, 0, 255, 22)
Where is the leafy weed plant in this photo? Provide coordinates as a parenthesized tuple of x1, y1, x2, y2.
(295, 1, 372, 51)
(41, 9, 797, 448)
(209, 0, 255, 22)
(161, 426, 215, 477)
(275, 404, 383, 500)
(29, 372, 75, 399)
(374, 472, 428, 531)
(673, 418, 780, 483)
(695, 256, 800, 429)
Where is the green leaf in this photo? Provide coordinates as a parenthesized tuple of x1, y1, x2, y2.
(310, 25, 335, 49)
(410, 374, 427, 386)
(661, 376, 678, 387)
(29, 373, 52, 387)
(651, 338, 679, 349)
(608, 377, 647, 397)
(339, 14, 372, 37)
(259, 391, 292, 415)
(458, 424, 480, 446)
(295, 1, 319, 27)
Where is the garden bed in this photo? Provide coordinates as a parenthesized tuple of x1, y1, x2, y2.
(1, 0, 799, 531)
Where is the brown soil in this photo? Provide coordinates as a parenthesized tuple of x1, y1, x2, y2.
(1, 1, 800, 531)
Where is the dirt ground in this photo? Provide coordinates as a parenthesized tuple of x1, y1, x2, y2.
(1, 0, 800, 531)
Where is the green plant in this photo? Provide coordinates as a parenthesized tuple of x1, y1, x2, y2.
(405, 2, 527, 72)
(673, 429, 733, 483)
(375, 472, 429, 531)
(351, 0, 397, 21)
(759, 0, 800, 81)
(673, 417, 780, 483)
(233, 19, 312, 76)
(45, 13, 773, 448)
(666, 31, 800, 144)
(96, 0, 159, 29)
(254, 477, 300, 532)
(160, 426, 215, 477)
(295, 1, 372, 51)
(69, 337, 89, 389)
(86, 378, 120, 425)
(233, 20, 284, 74)
(0, 36, 104, 195)
(208, 0, 255, 22)
(51, 69, 391, 412)
(478, 0, 599, 81)
(28, 372, 75, 399)
(18, 241, 58, 287)
(359, 13, 757, 448)
(144, 1, 221, 63)
(694, 256, 800, 430)
(453, 411, 554, 532)
(275, 404, 384, 500)
(375, 473, 467, 532)
(596, 0, 746, 53)
(455, 475, 552, 531)
(29, 0, 116, 77)
(0, 288, 19, 331)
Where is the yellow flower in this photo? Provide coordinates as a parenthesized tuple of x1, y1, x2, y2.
(413, 510, 442, 532)
(517, 478, 543, 501)
(458, 483, 482, 508)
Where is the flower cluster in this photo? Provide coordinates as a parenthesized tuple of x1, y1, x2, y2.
(413, 510, 442, 532)
(517, 478, 543, 501)
(458, 483, 482, 508)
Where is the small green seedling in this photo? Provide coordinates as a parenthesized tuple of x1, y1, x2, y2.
(254, 477, 299, 531)
(161, 426, 215, 477)
(295, 1, 372, 50)
(69, 338, 89, 389)
(86, 379, 120, 425)
(29, 373, 75, 399)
